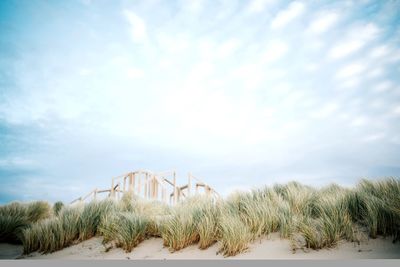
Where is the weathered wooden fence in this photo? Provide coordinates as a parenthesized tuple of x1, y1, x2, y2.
(70, 170, 219, 205)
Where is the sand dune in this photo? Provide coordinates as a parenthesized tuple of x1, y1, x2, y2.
(3, 233, 396, 260)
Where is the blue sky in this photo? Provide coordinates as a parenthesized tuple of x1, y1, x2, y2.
(0, 0, 400, 204)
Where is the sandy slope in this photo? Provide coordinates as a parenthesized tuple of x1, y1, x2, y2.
(0, 233, 395, 260)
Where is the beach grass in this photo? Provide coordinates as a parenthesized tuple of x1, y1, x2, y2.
(0, 201, 51, 243)
(2, 177, 399, 257)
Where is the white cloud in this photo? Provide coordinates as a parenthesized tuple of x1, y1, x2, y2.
(335, 62, 366, 80)
(392, 105, 400, 116)
(78, 68, 93, 76)
(217, 39, 241, 59)
(351, 116, 368, 127)
(126, 67, 144, 79)
(340, 77, 361, 89)
(233, 64, 265, 89)
(271, 1, 305, 30)
(373, 80, 393, 92)
(370, 45, 390, 58)
(0, 157, 37, 168)
(304, 62, 318, 72)
(310, 102, 339, 119)
(387, 49, 400, 62)
(261, 39, 289, 63)
(366, 67, 384, 79)
(329, 40, 364, 60)
(123, 10, 147, 43)
(184, 0, 205, 13)
(307, 10, 339, 34)
(328, 23, 379, 60)
(247, 0, 275, 14)
(362, 133, 385, 142)
(156, 33, 189, 54)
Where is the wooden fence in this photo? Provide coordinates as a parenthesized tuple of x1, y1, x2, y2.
(70, 170, 220, 205)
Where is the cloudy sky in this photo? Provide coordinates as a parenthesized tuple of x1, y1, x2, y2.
(0, 0, 400, 204)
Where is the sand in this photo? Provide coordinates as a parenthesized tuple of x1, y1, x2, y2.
(1, 233, 397, 260)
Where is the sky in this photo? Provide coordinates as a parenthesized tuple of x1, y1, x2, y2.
(0, 0, 400, 204)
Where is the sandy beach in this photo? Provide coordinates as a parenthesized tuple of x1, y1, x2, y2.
(1, 233, 398, 260)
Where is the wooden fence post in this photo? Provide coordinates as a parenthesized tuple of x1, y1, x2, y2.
(111, 177, 115, 199)
(188, 173, 191, 196)
(173, 171, 177, 204)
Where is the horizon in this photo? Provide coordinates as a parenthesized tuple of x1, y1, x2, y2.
(1, 0, 400, 204)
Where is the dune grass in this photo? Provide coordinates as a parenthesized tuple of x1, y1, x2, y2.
(3, 178, 399, 257)
(160, 200, 200, 251)
(22, 205, 82, 254)
(118, 192, 171, 237)
(197, 198, 221, 249)
(218, 208, 252, 256)
(0, 201, 51, 243)
(78, 198, 119, 241)
(98, 212, 148, 252)
(52, 201, 64, 216)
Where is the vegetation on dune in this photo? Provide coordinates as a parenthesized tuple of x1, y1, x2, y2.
(52, 201, 64, 216)
(197, 198, 221, 249)
(160, 201, 201, 251)
(218, 208, 252, 256)
(0, 201, 51, 243)
(99, 212, 148, 252)
(78, 199, 119, 241)
(22, 205, 82, 254)
(118, 192, 171, 237)
(2, 178, 399, 257)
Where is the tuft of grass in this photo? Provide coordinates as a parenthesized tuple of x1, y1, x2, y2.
(218, 209, 252, 257)
(160, 195, 218, 251)
(273, 182, 316, 217)
(26, 201, 52, 222)
(53, 201, 64, 216)
(0, 201, 51, 243)
(78, 199, 119, 241)
(240, 190, 280, 238)
(292, 192, 359, 251)
(197, 198, 221, 249)
(160, 207, 200, 251)
(0, 214, 29, 244)
(117, 192, 171, 237)
(99, 212, 148, 252)
(22, 205, 82, 254)
(347, 178, 400, 241)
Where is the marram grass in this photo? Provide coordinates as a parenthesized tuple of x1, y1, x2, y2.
(3, 178, 399, 257)
(218, 209, 252, 256)
(0, 201, 51, 243)
(99, 212, 148, 252)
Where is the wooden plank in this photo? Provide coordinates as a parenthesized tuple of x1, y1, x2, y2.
(188, 173, 191, 196)
(123, 176, 126, 192)
(111, 177, 115, 199)
(144, 173, 148, 198)
(173, 171, 177, 204)
(179, 185, 188, 190)
(138, 174, 141, 195)
(97, 189, 111, 193)
(164, 178, 174, 186)
(133, 173, 136, 192)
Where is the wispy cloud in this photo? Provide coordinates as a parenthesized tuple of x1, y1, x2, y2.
(1, 0, 399, 203)
(270, 1, 305, 30)
(307, 10, 339, 34)
(247, 0, 276, 14)
(328, 23, 380, 60)
(123, 9, 147, 43)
